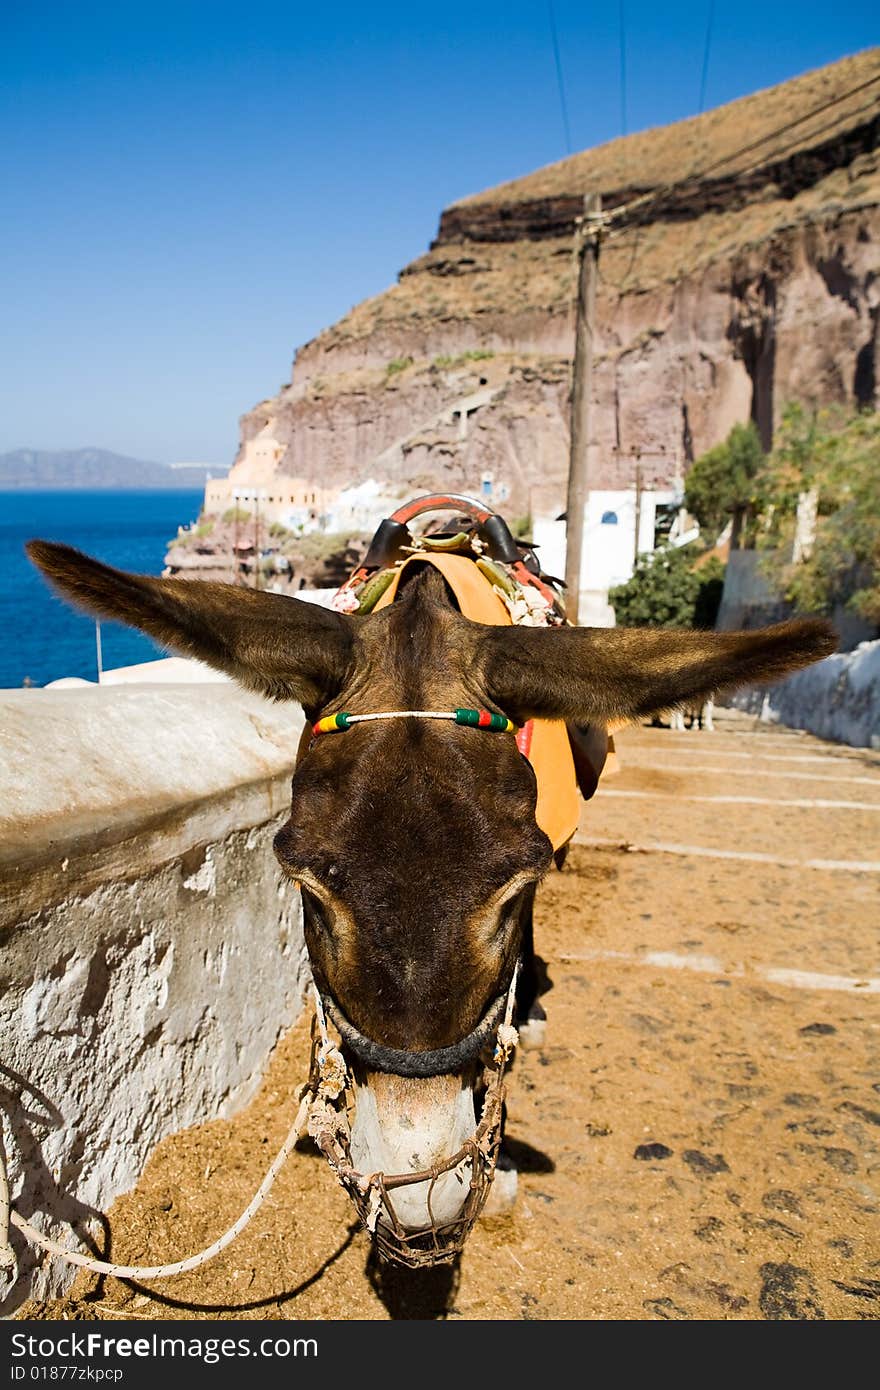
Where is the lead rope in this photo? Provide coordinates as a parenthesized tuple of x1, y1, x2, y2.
(0, 1092, 310, 1294)
(310, 985, 349, 1105)
(495, 959, 520, 1063)
(0, 1127, 18, 1293)
(0, 970, 522, 1296)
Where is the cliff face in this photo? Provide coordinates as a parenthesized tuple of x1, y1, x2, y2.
(237, 50, 880, 516)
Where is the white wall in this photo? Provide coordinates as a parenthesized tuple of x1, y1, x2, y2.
(729, 639, 880, 749)
(0, 679, 308, 1312)
(533, 489, 680, 622)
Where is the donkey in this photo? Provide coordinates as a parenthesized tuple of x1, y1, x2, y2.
(26, 540, 835, 1241)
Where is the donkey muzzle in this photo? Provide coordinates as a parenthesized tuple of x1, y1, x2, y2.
(348, 1071, 477, 1230)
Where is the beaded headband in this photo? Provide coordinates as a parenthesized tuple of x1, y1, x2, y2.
(312, 708, 516, 737)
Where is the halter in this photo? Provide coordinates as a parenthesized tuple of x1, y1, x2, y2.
(317, 979, 512, 1077)
(305, 699, 521, 1080)
(307, 963, 521, 1267)
(312, 707, 516, 737)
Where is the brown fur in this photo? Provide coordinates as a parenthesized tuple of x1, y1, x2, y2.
(27, 542, 837, 1055)
(25, 540, 354, 711)
(274, 568, 549, 1049)
(477, 618, 837, 726)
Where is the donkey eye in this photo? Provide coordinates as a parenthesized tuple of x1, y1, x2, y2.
(481, 886, 528, 945)
(501, 887, 528, 927)
(301, 885, 332, 934)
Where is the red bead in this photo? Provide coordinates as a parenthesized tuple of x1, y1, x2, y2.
(516, 721, 534, 756)
(478, 709, 492, 728)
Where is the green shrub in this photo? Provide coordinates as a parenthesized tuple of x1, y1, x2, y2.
(685, 421, 765, 547)
(432, 349, 495, 369)
(758, 404, 880, 624)
(386, 357, 414, 378)
(279, 530, 372, 563)
(610, 544, 726, 629)
(222, 506, 250, 524)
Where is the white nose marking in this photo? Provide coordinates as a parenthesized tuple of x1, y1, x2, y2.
(348, 1073, 476, 1230)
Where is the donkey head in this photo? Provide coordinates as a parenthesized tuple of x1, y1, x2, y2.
(27, 542, 835, 1233)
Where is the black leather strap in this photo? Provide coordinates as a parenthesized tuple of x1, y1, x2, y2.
(320, 988, 509, 1078)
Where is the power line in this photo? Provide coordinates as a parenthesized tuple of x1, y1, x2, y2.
(602, 76, 880, 295)
(605, 85, 880, 254)
(567, 63, 880, 347)
(687, 66, 880, 186)
(604, 65, 880, 232)
(619, 0, 628, 137)
(548, 0, 572, 155)
(698, 0, 715, 115)
(606, 85, 880, 295)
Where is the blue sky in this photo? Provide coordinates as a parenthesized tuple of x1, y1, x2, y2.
(1, 2, 876, 466)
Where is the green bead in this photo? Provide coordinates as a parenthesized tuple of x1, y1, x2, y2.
(489, 713, 508, 732)
(337, 712, 352, 729)
(455, 708, 479, 726)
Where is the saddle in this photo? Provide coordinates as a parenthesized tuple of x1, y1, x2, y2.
(328, 494, 613, 853)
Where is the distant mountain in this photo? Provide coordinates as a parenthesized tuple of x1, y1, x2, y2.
(0, 448, 217, 489)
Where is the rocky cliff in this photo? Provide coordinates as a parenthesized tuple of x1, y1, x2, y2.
(236, 50, 880, 518)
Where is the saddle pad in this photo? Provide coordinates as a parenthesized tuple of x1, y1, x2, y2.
(374, 553, 581, 851)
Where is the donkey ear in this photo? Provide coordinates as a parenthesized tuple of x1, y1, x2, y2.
(478, 618, 836, 727)
(26, 540, 355, 709)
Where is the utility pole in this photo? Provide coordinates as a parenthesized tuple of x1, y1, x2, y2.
(254, 490, 262, 590)
(564, 191, 603, 624)
(633, 459, 643, 567)
(233, 488, 242, 586)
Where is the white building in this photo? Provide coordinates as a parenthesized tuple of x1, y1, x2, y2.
(533, 486, 695, 625)
(202, 426, 338, 533)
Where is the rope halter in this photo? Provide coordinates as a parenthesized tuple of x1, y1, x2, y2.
(312, 708, 516, 737)
(306, 963, 521, 1268)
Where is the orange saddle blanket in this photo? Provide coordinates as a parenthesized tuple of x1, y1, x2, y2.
(374, 552, 582, 852)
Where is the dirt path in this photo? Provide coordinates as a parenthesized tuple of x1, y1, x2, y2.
(20, 711, 880, 1321)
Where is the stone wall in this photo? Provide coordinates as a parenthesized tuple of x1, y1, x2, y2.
(717, 552, 875, 655)
(730, 638, 880, 749)
(716, 550, 787, 630)
(0, 679, 307, 1312)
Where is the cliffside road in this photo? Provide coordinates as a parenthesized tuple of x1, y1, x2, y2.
(22, 712, 880, 1322)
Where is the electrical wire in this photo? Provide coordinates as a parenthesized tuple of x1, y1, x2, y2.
(619, 0, 628, 137)
(699, 0, 715, 115)
(604, 66, 880, 235)
(602, 79, 880, 293)
(548, 0, 573, 155)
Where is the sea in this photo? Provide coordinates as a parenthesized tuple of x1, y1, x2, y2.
(0, 490, 205, 689)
